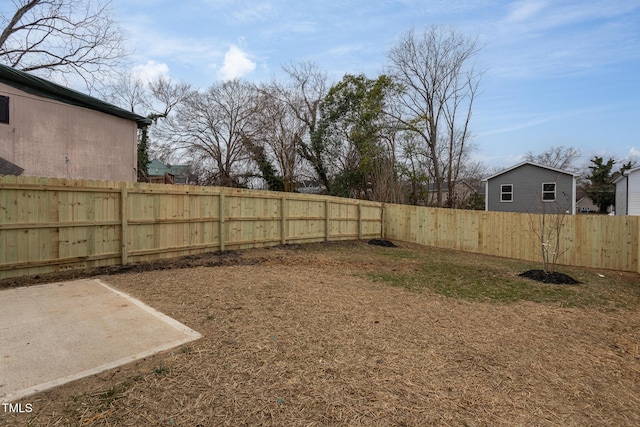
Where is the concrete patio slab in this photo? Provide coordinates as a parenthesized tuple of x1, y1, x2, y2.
(0, 279, 202, 402)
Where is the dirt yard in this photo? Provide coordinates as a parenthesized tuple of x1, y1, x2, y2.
(2, 241, 640, 426)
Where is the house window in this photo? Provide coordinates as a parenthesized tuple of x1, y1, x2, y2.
(542, 182, 556, 202)
(0, 96, 8, 124)
(501, 184, 513, 202)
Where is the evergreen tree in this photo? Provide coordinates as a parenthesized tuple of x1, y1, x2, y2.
(586, 156, 615, 213)
(137, 126, 151, 177)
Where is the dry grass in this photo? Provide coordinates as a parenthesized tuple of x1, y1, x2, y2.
(2, 241, 640, 426)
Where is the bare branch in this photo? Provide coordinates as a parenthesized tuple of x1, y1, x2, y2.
(387, 26, 481, 207)
(0, 0, 129, 91)
(153, 80, 257, 187)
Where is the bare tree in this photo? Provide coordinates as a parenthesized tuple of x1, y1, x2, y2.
(106, 73, 191, 178)
(272, 61, 332, 191)
(0, 0, 127, 91)
(154, 79, 257, 187)
(528, 202, 569, 274)
(279, 61, 327, 138)
(525, 175, 574, 274)
(387, 26, 481, 207)
(398, 132, 431, 205)
(252, 85, 306, 191)
(442, 68, 480, 206)
(108, 74, 192, 119)
(370, 150, 403, 204)
(523, 146, 581, 172)
(147, 78, 191, 119)
(106, 72, 147, 113)
(458, 159, 487, 191)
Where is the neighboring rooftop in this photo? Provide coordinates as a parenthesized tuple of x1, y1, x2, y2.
(483, 161, 578, 181)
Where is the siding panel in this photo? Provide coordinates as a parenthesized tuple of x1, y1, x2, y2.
(487, 164, 574, 214)
(628, 172, 640, 216)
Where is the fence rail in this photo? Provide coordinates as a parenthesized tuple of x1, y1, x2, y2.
(0, 176, 383, 279)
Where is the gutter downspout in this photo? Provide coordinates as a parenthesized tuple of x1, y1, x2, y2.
(626, 171, 629, 215)
(484, 180, 489, 211)
(572, 177, 576, 215)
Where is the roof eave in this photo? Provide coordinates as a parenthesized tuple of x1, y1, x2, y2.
(483, 161, 577, 181)
(0, 64, 151, 128)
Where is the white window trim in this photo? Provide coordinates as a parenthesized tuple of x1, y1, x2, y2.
(500, 184, 513, 203)
(542, 182, 556, 202)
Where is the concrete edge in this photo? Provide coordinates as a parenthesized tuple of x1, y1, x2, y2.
(2, 279, 202, 403)
(94, 279, 202, 340)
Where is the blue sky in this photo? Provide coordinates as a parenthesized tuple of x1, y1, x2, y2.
(112, 0, 640, 171)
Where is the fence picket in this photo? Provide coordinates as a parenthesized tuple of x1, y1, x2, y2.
(383, 203, 639, 273)
(1, 176, 638, 278)
(0, 176, 383, 279)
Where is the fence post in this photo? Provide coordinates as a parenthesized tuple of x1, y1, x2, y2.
(281, 195, 287, 245)
(637, 216, 640, 273)
(120, 188, 128, 265)
(219, 191, 225, 252)
(358, 203, 362, 240)
(380, 204, 385, 239)
(325, 199, 330, 242)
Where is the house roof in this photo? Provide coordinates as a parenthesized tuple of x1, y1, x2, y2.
(482, 161, 578, 181)
(613, 174, 626, 185)
(426, 180, 477, 192)
(0, 64, 152, 128)
(613, 166, 640, 184)
(576, 196, 594, 204)
(147, 159, 189, 177)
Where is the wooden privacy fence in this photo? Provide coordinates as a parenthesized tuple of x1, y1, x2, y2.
(2, 176, 639, 279)
(383, 204, 640, 273)
(0, 176, 383, 279)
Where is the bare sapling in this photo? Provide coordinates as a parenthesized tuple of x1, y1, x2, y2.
(528, 201, 569, 274)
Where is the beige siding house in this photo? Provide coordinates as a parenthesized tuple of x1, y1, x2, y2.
(0, 65, 150, 182)
(422, 180, 477, 207)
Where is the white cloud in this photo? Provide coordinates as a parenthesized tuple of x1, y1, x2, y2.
(131, 60, 170, 82)
(627, 147, 640, 159)
(505, 0, 547, 23)
(478, 105, 610, 138)
(217, 45, 256, 81)
(232, 2, 275, 23)
(327, 43, 365, 57)
(486, 1, 640, 79)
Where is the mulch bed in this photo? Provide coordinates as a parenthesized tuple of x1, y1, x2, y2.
(1, 242, 639, 426)
(519, 269, 580, 285)
(367, 238, 398, 247)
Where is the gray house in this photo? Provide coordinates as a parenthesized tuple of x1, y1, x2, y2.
(483, 161, 576, 214)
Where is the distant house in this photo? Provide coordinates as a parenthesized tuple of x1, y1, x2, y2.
(576, 196, 599, 214)
(144, 159, 191, 184)
(296, 180, 325, 194)
(576, 195, 613, 214)
(0, 64, 151, 182)
(483, 162, 577, 214)
(422, 180, 478, 207)
(614, 166, 640, 215)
